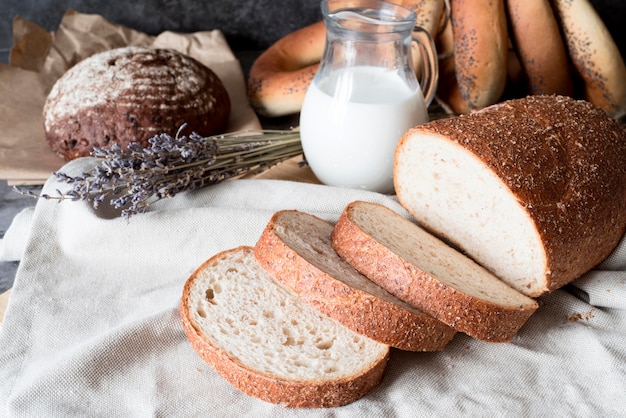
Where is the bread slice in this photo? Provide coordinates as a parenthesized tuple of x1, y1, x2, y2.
(394, 95, 626, 297)
(332, 201, 539, 343)
(180, 246, 390, 408)
(253, 210, 456, 352)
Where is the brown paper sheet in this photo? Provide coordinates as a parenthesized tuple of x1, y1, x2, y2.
(0, 9, 264, 185)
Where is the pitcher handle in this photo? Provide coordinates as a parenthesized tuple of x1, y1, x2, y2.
(412, 26, 439, 107)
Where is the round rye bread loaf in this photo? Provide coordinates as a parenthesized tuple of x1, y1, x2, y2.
(43, 46, 231, 160)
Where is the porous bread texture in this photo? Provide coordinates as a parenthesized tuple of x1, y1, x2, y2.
(180, 246, 389, 408)
(394, 95, 626, 297)
(44, 46, 231, 160)
(254, 210, 456, 352)
(332, 201, 538, 342)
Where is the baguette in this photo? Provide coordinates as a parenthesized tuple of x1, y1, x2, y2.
(394, 95, 626, 297)
(332, 201, 539, 342)
(254, 210, 456, 352)
(180, 246, 390, 408)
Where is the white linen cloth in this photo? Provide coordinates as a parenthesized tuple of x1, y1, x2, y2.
(0, 157, 625, 417)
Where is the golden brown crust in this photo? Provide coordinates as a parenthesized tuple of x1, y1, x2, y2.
(450, 0, 508, 112)
(247, 21, 325, 117)
(402, 0, 446, 35)
(551, 0, 626, 119)
(331, 202, 538, 342)
(505, 0, 573, 96)
(180, 246, 389, 408)
(435, 14, 466, 114)
(254, 211, 456, 351)
(401, 95, 626, 295)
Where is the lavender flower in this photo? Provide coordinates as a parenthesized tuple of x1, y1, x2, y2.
(15, 128, 303, 219)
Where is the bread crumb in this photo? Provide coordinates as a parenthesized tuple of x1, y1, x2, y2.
(567, 309, 595, 322)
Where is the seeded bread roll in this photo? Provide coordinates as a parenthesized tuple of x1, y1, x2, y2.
(254, 210, 456, 352)
(551, 0, 626, 119)
(449, 0, 508, 112)
(43, 46, 231, 160)
(180, 247, 389, 408)
(332, 201, 539, 342)
(505, 0, 574, 96)
(394, 95, 626, 297)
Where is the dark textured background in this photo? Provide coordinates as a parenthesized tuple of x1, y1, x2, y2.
(1, 0, 625, 64)
(0, 0, 323, 63)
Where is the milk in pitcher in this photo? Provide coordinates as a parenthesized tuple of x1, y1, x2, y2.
(300, 65, 428, 194)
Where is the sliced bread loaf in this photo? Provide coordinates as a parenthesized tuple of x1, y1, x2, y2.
(254, 210, 456, 352)
(180, 246, 390, 408)
(394, 95, 626, 297)
(331, 201, 539, 342)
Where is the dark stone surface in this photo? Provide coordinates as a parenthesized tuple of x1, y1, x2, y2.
(0, 0, 323, 63)
(1, 0, 624, 65)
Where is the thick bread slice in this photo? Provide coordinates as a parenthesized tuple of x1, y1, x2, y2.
(254, 210, 456, 352)
(180, 246, 390, 408)
(394, 95, 626, 297)
(332, 201, 539, 343)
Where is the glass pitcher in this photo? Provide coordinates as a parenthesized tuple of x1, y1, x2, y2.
(299, 0, 438, 194)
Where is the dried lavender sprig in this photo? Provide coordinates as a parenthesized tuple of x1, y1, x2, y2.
(14, 129, 304, 219)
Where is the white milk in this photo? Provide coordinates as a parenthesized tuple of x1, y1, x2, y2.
(299, 65, 428, 194)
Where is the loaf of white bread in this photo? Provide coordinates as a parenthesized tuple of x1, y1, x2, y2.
(395, 95, 626, 297)
(180, 95, 626, 407)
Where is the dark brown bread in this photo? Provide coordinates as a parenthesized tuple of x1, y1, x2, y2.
(332, 201, 539, 343)
(44, 46, 231, 160)
(395, 95, 626, 297)
(254, 210, 456, 352)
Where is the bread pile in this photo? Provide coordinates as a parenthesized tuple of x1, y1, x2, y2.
(181, 95, 626, 408)
(247, 0, 626, 120)
(43, 46, 231, 160)
(437, 0, 626, 119)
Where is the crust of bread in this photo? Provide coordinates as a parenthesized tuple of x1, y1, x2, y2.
(435, 15, 466, 114)
(43, 46, 230, 160)
(395, 95, 626, 296)
(449, 0, 508, 112)
(180, 246, 389, 408)
(331, 201, 538, 342)
(254, 210, 456, 351)
(551, 0, 626, 119)
(247, 21, 325, 117)
(402, 0, 446, 35)
(505, 0, 573, 96)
